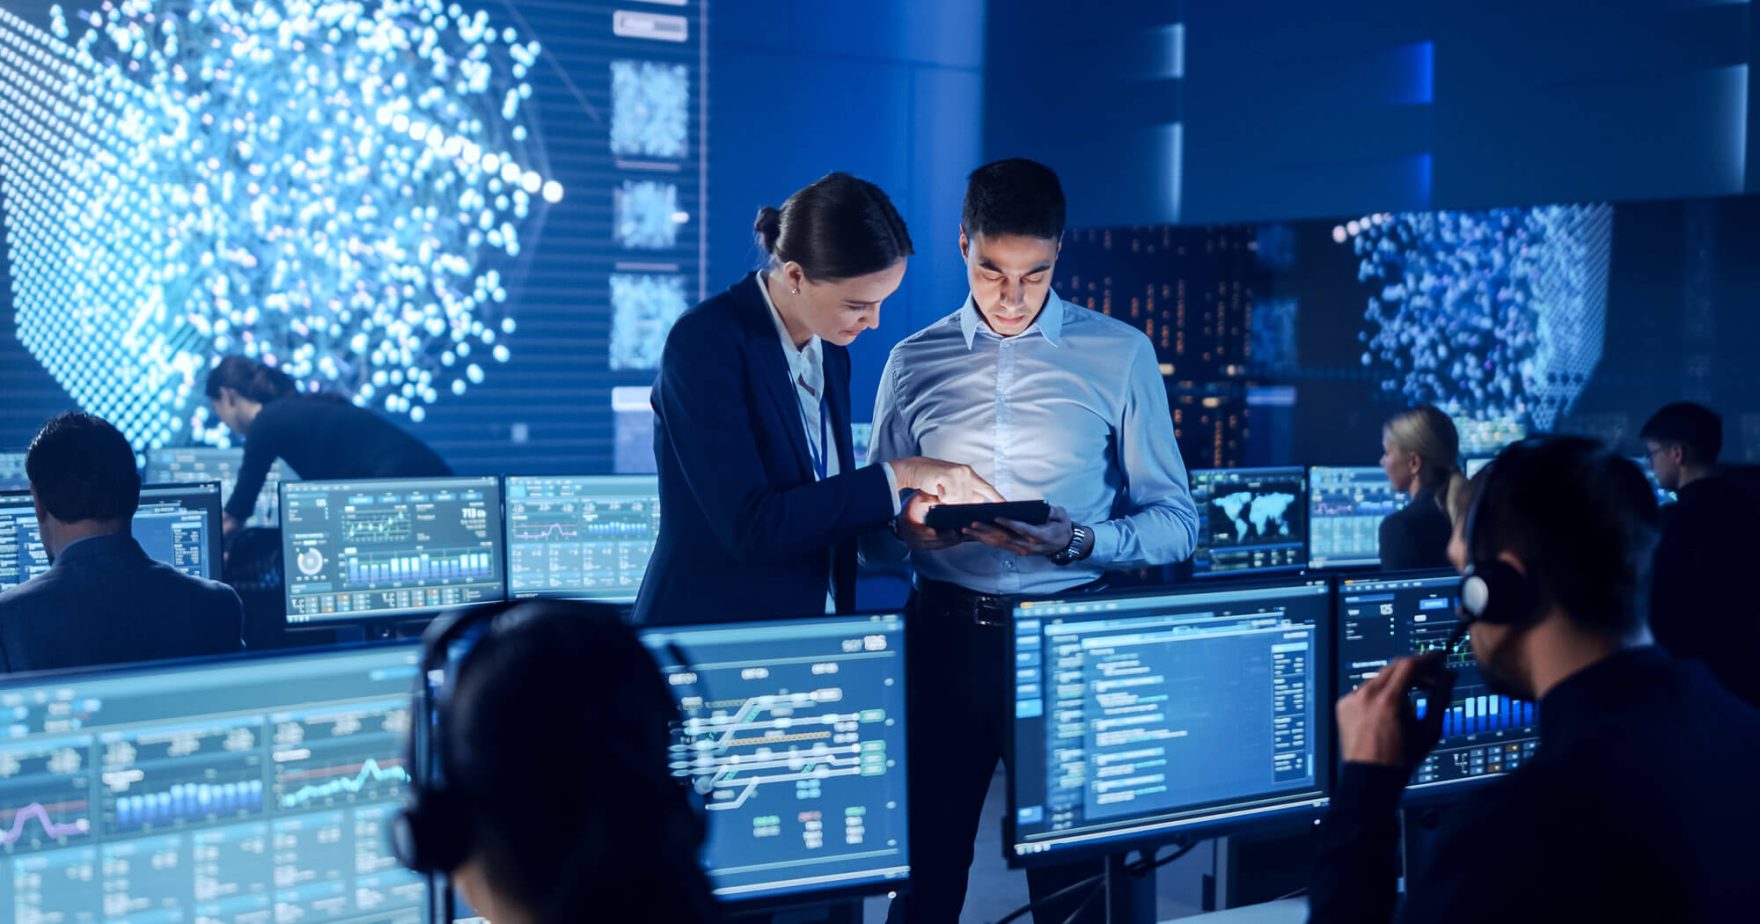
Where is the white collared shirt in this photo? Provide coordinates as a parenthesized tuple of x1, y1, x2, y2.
(757, 272, 838, 482)
(869, 289, 1199, 595)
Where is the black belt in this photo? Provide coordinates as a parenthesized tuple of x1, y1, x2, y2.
(916, 577, 1108, 628)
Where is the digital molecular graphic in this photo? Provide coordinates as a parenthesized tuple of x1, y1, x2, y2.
(0, 0, 563, 448)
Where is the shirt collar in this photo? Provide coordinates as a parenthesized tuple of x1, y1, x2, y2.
(960, 289, 1066, 350)
(756, 271, 822, 376)
(51, 532, 138, 567)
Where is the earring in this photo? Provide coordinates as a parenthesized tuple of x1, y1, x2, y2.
(791, 287, 799, 295)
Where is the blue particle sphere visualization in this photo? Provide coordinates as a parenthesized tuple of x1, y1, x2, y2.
(0, 0, 564, 448)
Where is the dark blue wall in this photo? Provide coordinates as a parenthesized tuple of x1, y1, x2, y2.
(707, 0, 985, 423)
(988, 0, 1759, 227)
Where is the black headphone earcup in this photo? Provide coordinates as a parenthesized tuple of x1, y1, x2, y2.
(1459, 559, 1536, 627)
(392, 789, 472, 875)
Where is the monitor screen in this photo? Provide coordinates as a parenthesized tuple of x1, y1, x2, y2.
(1188, 467, 1308, 577)
(1308, 466, 1404, 570)
(134, 483, 224, 582)
(504, 475, 660, 603)
(639, 613, 910, 904)
(0, 643, 424, 922)
(1464, 457, 1492, 478)
(0, 491, 48, 591)
(281, 477, 506, 624)
(1337, 573, 1539, 791)
(0, 484, 221, 591)
(143, 447, 296, 528)
(0, 453, 25, 491)
(1008, 580, 1332, 863)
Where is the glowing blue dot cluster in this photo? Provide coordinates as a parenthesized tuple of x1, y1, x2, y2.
(608, 272, 685, 371)
(1336, 204, 1612, 435)
(615, 179, 680, 250)
(609, 59, 686, 158)
(0, 1, 562, 449)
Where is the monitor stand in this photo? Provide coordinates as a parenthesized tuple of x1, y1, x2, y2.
(1103, 852, 1159, 924)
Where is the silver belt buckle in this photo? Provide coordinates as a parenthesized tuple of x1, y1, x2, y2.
(971, 597, 1010, 628)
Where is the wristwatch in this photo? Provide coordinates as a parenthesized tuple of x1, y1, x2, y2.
(1048, 524, 1094, 566)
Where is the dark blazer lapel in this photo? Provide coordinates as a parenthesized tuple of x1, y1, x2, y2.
(825, 345, 856, 473)
(732, 273, 814, 481)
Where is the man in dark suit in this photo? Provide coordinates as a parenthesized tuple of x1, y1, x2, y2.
(0, 413, 243, 672)
(1642, 401, 1760, 706)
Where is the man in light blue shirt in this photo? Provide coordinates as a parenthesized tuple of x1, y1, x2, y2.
(870, 160, 1198, 923)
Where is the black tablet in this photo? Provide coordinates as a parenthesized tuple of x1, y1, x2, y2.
(923, 500, 1052, 530)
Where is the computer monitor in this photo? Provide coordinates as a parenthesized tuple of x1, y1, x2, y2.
(134, 482, 225, 582)
(1007, 580, 1332, 864)
(1337, 573, 1539, 791)
(0, 491, 49, 591)
(0, 642, 424, 921)
(0, 452, 26, 491)
(143, 447, 296, 527)
(1188, 467, 1308, 577)
(280, 476, 506, 624)
(639, 613, 909, 905)
(504, 475, 660, 603)
(1308, 466, 1404, 569)
(0, 484, 222, 591)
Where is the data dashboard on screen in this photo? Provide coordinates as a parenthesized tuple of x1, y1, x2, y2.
(1337, 573, 1539, 790)
(1189, 467, 1308, 577)
(505, 475, 659, 603)
(281, 477, 505, 624)
(0, 483, 220, 592)
(1308, 466, 1404, 569)
(640, 614, 909, 904)
(1008, 581, 1331, 863)
(0, 643, 423, 922)
(132, 482, 224, 582)
(144, 447, 296, 528)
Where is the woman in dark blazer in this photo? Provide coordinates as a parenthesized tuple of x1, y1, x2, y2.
(1378, 404, 1463, 571)
(635, 173, 997, 626)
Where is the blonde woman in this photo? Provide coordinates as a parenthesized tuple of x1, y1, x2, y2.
(1378, 404, 1462, 570)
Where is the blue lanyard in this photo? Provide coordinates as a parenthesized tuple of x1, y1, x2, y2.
(797, 392, 830, 481)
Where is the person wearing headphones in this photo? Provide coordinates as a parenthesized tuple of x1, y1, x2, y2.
(1310, 436, 1760, 923)
(635, 172, 999, 626)
(393, 599, 717, 922)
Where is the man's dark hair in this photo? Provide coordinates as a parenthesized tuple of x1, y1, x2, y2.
(962, 158, 1066, 241)
(1639, 401, 1722, 467)
(445, 601, 715, 921)
(1475, 436, 1661, 637)
(25, 413, 140, 523)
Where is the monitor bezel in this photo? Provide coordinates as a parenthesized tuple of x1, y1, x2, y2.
(278, 475, 509, 626)
(1003, 577, 1335, 868)
(501, 473, 661, 605)
(1187, 465, 1312, 581)
(1305, 464, 1406, 571)
(139, 480, 226, 583)
(1332, 568, 1535, 801)
(636, 610, 913, 910)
